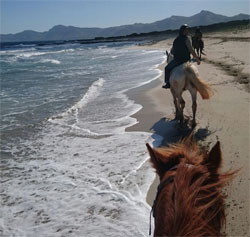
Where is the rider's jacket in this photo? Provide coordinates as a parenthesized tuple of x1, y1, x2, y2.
(173, 35, 191, 63)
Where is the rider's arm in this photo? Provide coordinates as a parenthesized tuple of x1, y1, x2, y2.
(186, 38, 200, 64)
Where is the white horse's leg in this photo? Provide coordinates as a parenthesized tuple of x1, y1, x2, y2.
(190, 89, 197, 127)
(169, 67, 187, 123)
(178, 94, 185, 124)
(173, 96, 180, 120)
(171, 89, 180, 120)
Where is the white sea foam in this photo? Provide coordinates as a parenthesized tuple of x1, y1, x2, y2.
(6, 48, 75, 61)
(40, 59, 61, 64)
(1, 121, 161, 236)
(17, 51, 48, 58)
(55, 48, 75, 54)
(0, 49, 27, 55)
(91, 55, 110, 60)
(1, 50, 48, 62)
(98, 45, 107, 49)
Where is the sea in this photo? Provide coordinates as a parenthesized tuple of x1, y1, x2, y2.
(0, 41, 165, 236)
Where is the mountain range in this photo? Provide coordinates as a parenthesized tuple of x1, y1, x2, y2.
(1, 10, 250, 42)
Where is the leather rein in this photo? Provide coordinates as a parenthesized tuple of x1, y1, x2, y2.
(149, 165, 178, 235)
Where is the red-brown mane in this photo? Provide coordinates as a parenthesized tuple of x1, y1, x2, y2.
(147, 139, 236, 237)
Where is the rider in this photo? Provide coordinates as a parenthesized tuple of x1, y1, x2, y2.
(193, 27, 204, 50)
(162, 24, 200, 89)
(194, 27, 203, 40)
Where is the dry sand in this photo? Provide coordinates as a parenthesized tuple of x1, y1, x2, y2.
(126, 29, 249, 236)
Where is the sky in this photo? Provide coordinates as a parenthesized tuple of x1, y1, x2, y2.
(1, 0, 250, 34)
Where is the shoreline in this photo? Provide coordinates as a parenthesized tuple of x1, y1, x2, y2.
(125, 62, 168, 207)
(125, 30, 249, 236)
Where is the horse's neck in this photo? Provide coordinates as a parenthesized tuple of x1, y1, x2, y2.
(155, 184, 199, 236)
(154, 184, 176, 236)
(167, 53, 174, 64)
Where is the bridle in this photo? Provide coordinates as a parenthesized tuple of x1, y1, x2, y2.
(149, 165, 178, 235)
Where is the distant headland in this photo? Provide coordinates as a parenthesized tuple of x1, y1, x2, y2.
(1, 10, 249, 43)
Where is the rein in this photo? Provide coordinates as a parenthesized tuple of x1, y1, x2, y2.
(149, 165, 178, 235)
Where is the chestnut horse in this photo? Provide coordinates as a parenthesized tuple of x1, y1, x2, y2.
(146, 139, 235, 237)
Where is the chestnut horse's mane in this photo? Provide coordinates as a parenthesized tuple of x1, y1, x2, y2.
(148, 140, 235, 237)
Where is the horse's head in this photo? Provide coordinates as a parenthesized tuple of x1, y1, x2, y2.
(146, 139, 222, 180)
(146, 139, 235, 236)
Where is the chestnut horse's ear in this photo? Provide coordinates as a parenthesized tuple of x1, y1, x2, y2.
(204, 141, 222, 173)
(146, 143, 165, 177)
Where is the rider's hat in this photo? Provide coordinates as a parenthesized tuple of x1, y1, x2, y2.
(195, 27, 201, 33)
(179, 24, 189, 35)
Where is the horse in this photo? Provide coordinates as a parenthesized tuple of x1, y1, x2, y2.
(146, 139, 236, 237)
(166, 51, 213, 127)
(192, 36, 205, 59)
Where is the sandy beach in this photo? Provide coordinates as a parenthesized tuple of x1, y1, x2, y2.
(126, 29, 249, 236)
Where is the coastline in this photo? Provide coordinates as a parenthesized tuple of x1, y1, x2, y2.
(125, 61, 168, 206)
(126, 30, 249, 236)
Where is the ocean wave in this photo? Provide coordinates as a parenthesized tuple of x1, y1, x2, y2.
(141, 49, 163, 54)
(91, 55, 110, 60)
(0, 50, 47, 62)
(49, 78, 105, 123)
(17, 43, 37, 47)
(97, 45, 107, 49)
(66, 78, 105, 111)
(2, 48, 75, 60)
(0, 48, 36, 55)
(40, 59, 61, 64)
(16, 51, 48, 58)
(60, 49, 75, 53)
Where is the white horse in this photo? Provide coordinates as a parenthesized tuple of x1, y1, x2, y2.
(166, 51, 213, 127)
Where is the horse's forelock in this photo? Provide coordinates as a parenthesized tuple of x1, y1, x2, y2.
(157, 141, 203, 165)
(161, 163, 228, 236)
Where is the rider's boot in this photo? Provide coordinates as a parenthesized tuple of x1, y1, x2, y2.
(162, 82, 170, 89)
(162, 73, 171, 89)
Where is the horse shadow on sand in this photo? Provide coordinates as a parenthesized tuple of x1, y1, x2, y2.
(150, 116, 216, 148)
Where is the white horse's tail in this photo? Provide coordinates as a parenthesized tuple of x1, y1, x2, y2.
(184, 63, 213, 100)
